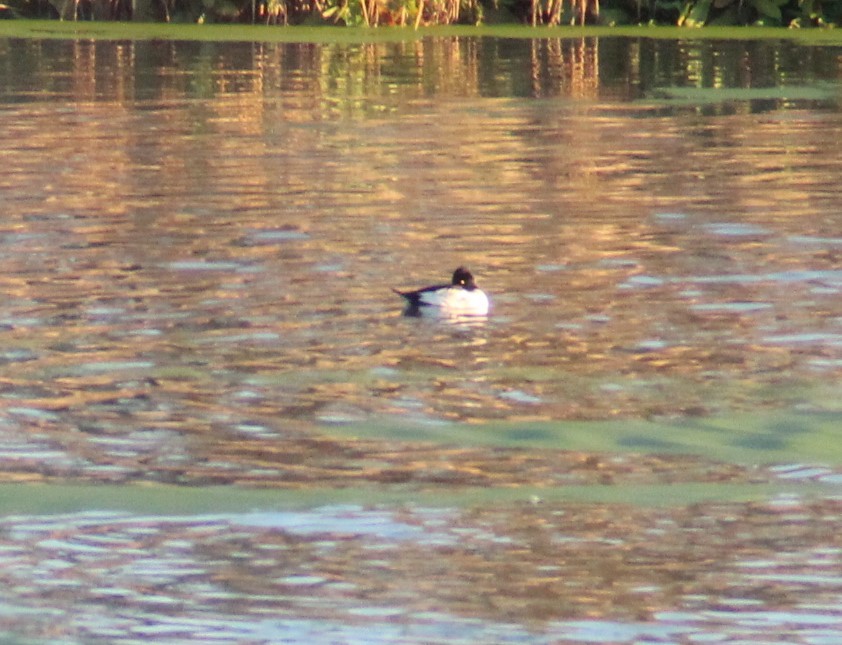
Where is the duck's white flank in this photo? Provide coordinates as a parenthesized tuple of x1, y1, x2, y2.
(415, 285, 490, 316)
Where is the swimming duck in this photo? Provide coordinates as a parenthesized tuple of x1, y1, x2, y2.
(394, 267, 490, 317)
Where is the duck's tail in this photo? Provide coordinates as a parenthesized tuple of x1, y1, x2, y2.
(394, 288, 420, 303)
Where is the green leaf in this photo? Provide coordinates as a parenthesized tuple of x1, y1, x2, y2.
(707, 3, 739, 22)
(682, 0, 712, 25)
(754, 0, 781, 19)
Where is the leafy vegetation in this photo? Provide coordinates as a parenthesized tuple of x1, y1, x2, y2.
(2, 0, 842, 28)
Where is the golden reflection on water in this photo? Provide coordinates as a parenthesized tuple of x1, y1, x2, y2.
(6, 47, 842, 438)
(2, 34, 842, 644)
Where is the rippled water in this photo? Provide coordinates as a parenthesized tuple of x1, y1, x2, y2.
(1, 32, 842, 643)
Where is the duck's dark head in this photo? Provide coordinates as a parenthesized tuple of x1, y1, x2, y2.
(452, 267, 476, 290)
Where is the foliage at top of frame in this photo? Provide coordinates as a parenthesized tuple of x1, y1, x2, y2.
(1, 0, 839, 29)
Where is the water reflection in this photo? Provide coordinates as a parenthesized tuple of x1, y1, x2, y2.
(2, 32, 842, 642)
(0, 497, 841, 643)
(4, 37, 842, 105)
(1, 37, 842, 430)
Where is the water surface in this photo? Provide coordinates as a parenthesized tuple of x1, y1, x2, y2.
(1, 33, 842, 643)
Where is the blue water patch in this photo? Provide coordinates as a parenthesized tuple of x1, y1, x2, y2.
(499, 389, 542, 404)
(762, 333, 842, 346)
(249, 229, 310, 242)
(231, 506, 451, 542)
(787, 235, 842, 246)
(702, 223, 771, 237)
(622, 270, 842, 291)
(559, 619, 694, 643)
(618, 275, 664, 289)
(652, 212, 689, 221)
(165, 260, 260, 272)
(690, 302, 773, 313)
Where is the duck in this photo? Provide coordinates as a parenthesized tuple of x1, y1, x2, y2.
(394, 267, 490, 317)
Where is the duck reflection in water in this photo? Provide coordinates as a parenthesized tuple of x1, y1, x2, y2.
(393, 267, 490, 318)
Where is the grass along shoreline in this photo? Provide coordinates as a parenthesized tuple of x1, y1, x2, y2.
(3, 19, 842, 43)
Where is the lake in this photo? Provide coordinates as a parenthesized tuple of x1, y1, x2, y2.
(1, 28, 842, 643)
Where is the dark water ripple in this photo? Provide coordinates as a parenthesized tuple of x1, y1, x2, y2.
(0, 497, 841, 643)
